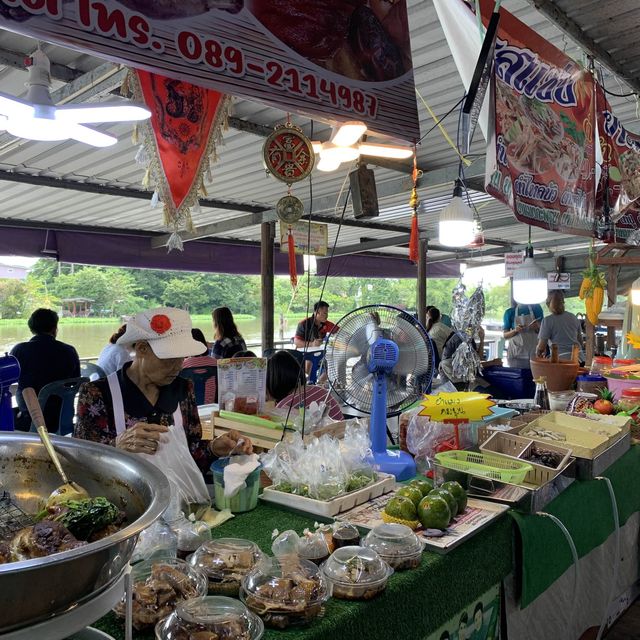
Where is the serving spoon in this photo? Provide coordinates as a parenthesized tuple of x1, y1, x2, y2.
(22, 387, 90, 506)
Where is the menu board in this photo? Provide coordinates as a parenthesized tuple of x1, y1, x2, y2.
(217, 357, 267, 415)
(0, 0, 419, 141)
(481, 0, 597, 237)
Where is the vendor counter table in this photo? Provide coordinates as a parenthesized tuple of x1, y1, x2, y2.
(95, 446, 640, 640)
(95, 505, 513, 640)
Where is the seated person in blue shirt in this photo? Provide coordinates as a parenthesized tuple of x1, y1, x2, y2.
(10, 308, 80, 431)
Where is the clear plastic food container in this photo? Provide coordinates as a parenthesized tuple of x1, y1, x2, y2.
(297, 532, 331, 566)
(321, 546, 393, 600)
(332, 523, 361, 549)
(155, 596, 264, 640)
(113, 558, 208, 630)
(188, 538, 264, 597)
(240, 557, 329, 629)
(362, 523, 424, 570)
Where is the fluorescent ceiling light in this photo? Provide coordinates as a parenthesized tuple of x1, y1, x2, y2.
(55, 103, 151, 123)
(331, 121, 367, 146)
(359, 143, 413, 159)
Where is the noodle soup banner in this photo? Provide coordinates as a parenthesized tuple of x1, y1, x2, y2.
(481, 0, 597, 237)
(596, 86, 640, 240)
(0, 0, 419, 141)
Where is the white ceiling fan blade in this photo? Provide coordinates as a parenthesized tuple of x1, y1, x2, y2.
(69, 124, 117, 147)
(358, 143, 413, 159)
(330, 121, 367, 147)
(55, 102, 151, 124)
(0, 92, 35, 119)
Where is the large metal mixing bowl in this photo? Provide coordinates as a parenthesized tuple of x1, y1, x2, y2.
(0, 432, 171, 632)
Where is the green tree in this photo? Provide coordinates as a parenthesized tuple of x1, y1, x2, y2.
(53, 267, 141, 316)
(163, 275, 208, 311)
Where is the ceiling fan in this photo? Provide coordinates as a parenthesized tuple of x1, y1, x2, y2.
(0, 49, 151, 147)
(311, 121, 413, 172)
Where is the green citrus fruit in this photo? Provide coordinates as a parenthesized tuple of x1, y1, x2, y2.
(417, 496, 451, 530)
(440, 481, 468, 513)
(396, 485, 423, 507)
(409, 478, 434, 497)
(428, 488, 458, 519)
(384, 495, 417, 521)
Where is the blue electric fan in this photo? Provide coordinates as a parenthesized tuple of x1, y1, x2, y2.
(325, 305, 435, 481)
(0, 354, 20, 431)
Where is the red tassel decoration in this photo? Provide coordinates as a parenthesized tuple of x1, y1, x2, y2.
(409, 212, 419, 264)
(288, 227, 297, 287)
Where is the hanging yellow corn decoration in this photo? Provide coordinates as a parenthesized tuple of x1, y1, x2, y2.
(582, 243, 606, 325)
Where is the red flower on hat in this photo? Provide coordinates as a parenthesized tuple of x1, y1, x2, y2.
(150, 314, 172, 335)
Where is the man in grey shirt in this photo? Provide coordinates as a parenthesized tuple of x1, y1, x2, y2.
(536, 291, 583, 360)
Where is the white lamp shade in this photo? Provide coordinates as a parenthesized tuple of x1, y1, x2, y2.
(438, 196, 475, 247)
(513, 257, 548, 304)
(631, 277, 640, 305)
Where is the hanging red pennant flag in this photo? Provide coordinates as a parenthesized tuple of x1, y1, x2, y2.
(125, 70, 230, 250)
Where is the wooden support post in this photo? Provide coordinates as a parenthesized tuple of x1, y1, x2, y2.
(417, 239, 427, 326)
(607, 265, 618, 351)
(261, 221, 275, 353)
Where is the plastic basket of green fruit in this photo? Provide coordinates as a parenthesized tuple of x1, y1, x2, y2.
(434, 451, 532, 485)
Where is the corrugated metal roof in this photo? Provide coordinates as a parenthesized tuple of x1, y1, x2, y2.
(0, 0, 637, 269)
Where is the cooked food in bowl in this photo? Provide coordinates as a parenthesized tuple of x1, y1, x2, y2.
(0, 496, 124, 564)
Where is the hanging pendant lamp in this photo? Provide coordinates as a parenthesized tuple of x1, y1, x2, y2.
(512, 228, 547, 304)
(438, 178, 475, 247)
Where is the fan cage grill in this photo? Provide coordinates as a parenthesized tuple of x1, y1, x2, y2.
(325, 305, 435, 414)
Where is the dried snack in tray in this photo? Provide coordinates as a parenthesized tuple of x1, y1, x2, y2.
(524, 446, 564, 468)
(520, 426, 567, 442)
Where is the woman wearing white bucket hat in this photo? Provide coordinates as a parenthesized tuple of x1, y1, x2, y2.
(75, 307, 251, 506)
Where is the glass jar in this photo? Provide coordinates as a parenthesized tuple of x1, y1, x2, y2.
(533, 377, 550, 411)
(576, 374, 607, 395)
(590, 356, 613, 375)
(619, 388, 640, 412)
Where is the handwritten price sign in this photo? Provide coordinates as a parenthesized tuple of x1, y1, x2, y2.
(419, 392, 495, 423)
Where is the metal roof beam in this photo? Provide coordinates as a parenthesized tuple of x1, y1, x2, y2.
(0, 167, 268, 213)
(151, 159, 488, 247)
(525, 0, 640, 93)
(0, 46, 82, 83)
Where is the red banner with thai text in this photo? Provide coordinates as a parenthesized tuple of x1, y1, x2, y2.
(0, 0, 419, 141)
(482, 0, 596, 236)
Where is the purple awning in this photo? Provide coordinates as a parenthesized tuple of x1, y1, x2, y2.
(0, 227, 302, 275)
(316, 253, 459, 278)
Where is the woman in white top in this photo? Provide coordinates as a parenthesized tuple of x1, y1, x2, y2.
(426, 307, 454, 362)
(97, 325, 133, 376)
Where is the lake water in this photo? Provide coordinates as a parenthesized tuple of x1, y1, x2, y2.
(0, 316, 291, 359)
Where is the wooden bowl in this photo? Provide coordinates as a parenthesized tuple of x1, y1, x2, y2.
(529, 358, 579, 392)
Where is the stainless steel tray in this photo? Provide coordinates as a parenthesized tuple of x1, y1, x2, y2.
(575, 431, 631, 480)
(433, 458, 576, 514)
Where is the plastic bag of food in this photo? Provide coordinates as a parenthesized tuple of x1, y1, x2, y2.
(131, 519, 178, 564)
(166, 512, 212, 559)
(304, 435, 349, 500)
(261, 434, 310, 495)
(406, 414, 456, 461)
